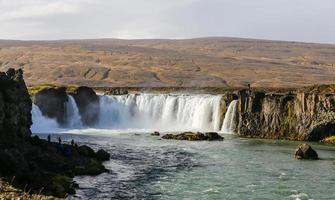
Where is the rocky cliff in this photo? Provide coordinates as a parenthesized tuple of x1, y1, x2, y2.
(0, 68, 32, 138)
(235, 89, 335, 141)
(0, 69, 109, 198)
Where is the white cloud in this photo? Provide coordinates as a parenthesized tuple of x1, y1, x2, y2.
(0, 0, 80, 20)
(0, 0, 334, 43)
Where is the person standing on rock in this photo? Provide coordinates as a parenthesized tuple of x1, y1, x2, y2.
(71, 139, 75, 147)
(58, 137, 62, 144)
(47, 135, 51, 142)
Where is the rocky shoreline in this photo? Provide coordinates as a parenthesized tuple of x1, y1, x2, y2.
(0, 69, 110, 198)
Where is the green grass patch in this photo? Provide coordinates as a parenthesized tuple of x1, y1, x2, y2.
(28, 84, 78, 96)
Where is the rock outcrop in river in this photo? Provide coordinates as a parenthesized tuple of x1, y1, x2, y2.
(162, 132, 224, 141)
(235, 89, 335, 141)
(70, 86, 100, 126)
(34, 87, 68, 125)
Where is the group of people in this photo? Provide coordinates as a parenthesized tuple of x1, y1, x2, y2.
(47, 134, 76, 146)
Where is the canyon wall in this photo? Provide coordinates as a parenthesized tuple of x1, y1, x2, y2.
(235, 89, 335, 141)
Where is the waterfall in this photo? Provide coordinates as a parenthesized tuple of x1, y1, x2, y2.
(221, 100, 238, 134)
(31, 104, 59, 133)
(31, 93, 224, 133)
(98, 94, 222, 132)
(66, 95, 83, 128)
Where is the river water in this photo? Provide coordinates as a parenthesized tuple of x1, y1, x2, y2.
(37, 133, 335, 200)
(32, 93, 335, 199)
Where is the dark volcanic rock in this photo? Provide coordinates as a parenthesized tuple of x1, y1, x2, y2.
(0, 68, 32, 138)
(205, 132, 224, 141)
(96, 149, 110, 161)
(162, 132, 223, 141)
(34, 87, 68, 125)
(70, 86, 100, 126)
(295, 143, 318, 160)
(0, 68, 109, 198)
(151, 131, 160, 136)
(78, 145, 96, 158)
(236, 89, 335, 141)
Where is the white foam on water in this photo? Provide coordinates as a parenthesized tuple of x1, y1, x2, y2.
(31, 104, 60, 133)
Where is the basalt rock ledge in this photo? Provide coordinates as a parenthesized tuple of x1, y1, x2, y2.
(234, 89, 335, 141)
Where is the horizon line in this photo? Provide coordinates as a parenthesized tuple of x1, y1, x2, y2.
(0, 36, 335, 46)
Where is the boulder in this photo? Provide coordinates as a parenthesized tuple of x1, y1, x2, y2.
(34, 87, 68, 125)
(162, 132, 223, 141)
(96, 149, 110, 161)
(295, 143, 318, 160)
(70, 86, 100, 126)
(151, 131, 160, 136)
(77, 145, 96, 158)
(205, 132, 224, 141)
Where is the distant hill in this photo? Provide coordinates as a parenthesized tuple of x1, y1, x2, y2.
(0, 37, 334, 88)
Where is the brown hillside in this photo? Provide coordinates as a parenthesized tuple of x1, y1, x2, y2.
(0, 37, 334, 88)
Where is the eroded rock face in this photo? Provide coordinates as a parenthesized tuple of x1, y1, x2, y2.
(0, 68, 32, 138)
(236, 89, 335, 141)
(34, 87, 68, 125)
(295, 143, 318, 160)
(70, 86, 100, 126)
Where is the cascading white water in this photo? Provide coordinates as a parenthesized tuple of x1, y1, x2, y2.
(66, 95, 83, 128)
(31, 104, 59, 133)
(98, 94, 222, 132)
(31, 93, 225, 133)
(221, 100, 238, 134)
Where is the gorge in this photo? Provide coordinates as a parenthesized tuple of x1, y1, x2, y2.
(1, 68, 335, 199)
(31, 86, 335, 142)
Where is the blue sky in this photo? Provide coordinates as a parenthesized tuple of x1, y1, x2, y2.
(0, 0, 334, 43)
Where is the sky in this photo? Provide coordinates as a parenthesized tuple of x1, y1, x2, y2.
(0, 0, 334, 43)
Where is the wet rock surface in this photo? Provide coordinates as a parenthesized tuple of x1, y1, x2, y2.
(151, 131, 160, 136)
(0, 136, 109, 197)
(34, 87, 68, 125)
(162, 132, 224, 141)
(295, 143, 318, 160)
(70, 86, 100, 126)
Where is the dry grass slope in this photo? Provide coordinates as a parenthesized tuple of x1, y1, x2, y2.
(0, 37, 334, 88)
